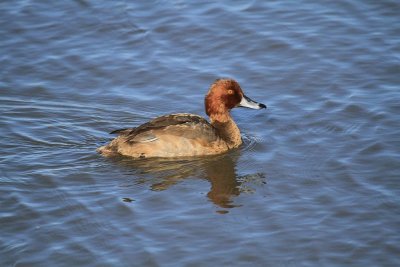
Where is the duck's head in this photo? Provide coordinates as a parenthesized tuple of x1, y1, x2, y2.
(205, 79, 266, 120)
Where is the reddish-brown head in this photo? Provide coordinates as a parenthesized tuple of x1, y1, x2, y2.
(205, 79, 266, 119)
(205, 79, 243, 117)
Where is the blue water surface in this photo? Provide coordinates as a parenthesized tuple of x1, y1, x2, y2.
(1, 1, 399, 266)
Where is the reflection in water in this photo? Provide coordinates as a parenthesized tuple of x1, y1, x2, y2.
(111, 152, 265, 211)
(205, 155, 240, 209)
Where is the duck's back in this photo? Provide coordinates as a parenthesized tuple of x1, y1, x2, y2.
(97, 113, 228, 158)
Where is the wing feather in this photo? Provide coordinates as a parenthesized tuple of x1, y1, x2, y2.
(109, 113, 218, 143)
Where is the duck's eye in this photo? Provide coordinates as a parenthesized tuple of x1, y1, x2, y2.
(227, 89, 234, 95)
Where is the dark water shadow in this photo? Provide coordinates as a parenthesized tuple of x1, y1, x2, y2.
(106, 151, 265, 211)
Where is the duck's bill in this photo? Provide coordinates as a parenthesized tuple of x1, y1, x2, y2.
(238, 94, 267, 109)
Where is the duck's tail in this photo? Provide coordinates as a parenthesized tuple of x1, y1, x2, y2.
(97, 143, 118, 157)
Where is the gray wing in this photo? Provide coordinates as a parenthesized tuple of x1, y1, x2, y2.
(110, 113, 218, 143)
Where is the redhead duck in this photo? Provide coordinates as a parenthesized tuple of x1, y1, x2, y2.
(97, 79, 266, 158)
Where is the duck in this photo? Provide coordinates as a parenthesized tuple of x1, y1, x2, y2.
(97, 78, 266, 158)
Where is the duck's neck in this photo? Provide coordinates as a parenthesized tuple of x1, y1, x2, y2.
(210, 113, 242, 149)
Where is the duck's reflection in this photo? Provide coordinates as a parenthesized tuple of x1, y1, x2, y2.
(204, 154, 240, 208)
(112, 152, 264, 210)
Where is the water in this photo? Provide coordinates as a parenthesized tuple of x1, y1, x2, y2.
(1, 1, 400, 266)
